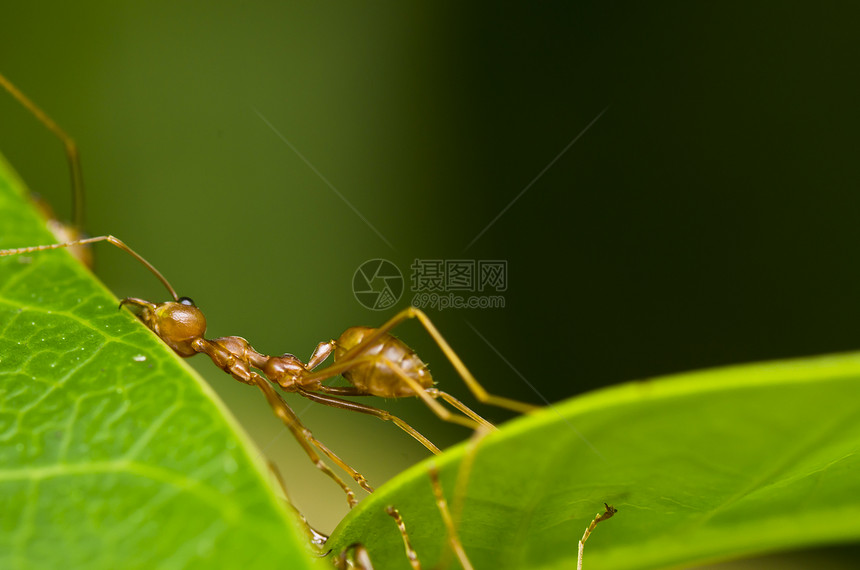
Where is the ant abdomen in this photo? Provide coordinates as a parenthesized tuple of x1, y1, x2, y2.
(336, 326, 433, 397)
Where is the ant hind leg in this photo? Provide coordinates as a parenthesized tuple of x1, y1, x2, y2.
(360, 308, 540, 415)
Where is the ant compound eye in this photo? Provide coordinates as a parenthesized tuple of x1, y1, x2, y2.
(178, 296, 196, 306)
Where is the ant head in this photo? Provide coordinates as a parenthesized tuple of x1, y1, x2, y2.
(121, 297, 206, 357)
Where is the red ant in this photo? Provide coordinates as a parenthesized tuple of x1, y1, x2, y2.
(0, 71, 539, 508)
(2, 71, 616, 570)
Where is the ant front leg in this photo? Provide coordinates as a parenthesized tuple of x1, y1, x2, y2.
(249, 373, 373, 507)
(266, 460, 329, 550)
(194, 337, 374, 507)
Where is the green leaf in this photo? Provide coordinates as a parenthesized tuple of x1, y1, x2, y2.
(328, 352, 860, 569)
(0, 153, 324, 569)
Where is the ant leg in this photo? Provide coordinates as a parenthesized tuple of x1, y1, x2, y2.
(333, 544, 375, 570)
(266, 460, 329, 550)
(338, 308, 540, 415)
(425, 388, 493, 430)
(194, 339, 376, 501)
(297, 388, 442, 454)
(316, 377, 493, 432)
(0, 72, 85, 228)
(431, 426, 489, 570)
(428, 464, 472, 570)
(335, 429, 488, 570)
(301, 357, 482, 431)
(577, 503, 617, 570)
(335, 508, 424, 570)
(385, 506, 421, 570)
(307, 340, 336, 369)
(249, 374, 371, 507)
(0, 235, 180, 301)
(360, 362, 494, 431)
(308, 435, 376, 496)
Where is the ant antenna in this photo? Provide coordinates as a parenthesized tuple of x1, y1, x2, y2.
(0, 72, 85, 229)
(0, 235, 180, 302)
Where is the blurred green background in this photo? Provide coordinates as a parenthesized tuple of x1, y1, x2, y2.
(2, 1, 859, 563)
